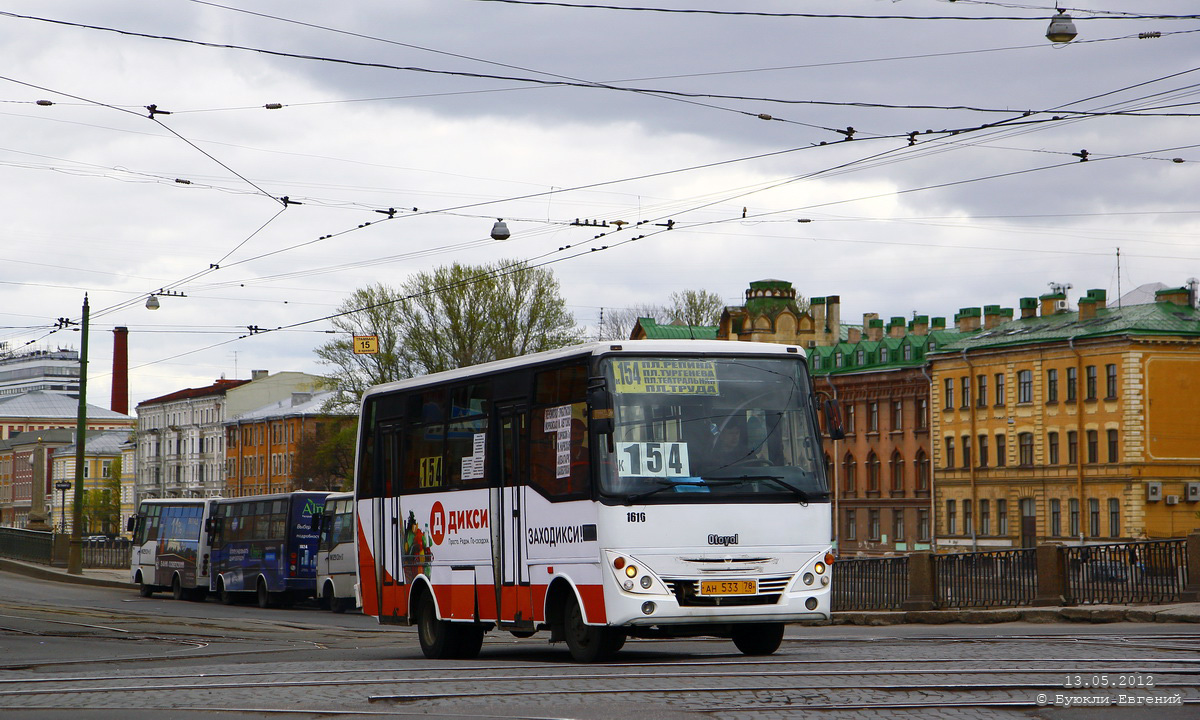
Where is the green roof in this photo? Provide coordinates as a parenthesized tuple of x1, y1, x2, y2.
(808, 327, 968, 375)
(938, 302, 1200, 352)
(633, 317, 718, 340)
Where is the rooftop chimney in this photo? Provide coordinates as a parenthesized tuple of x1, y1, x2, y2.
(1040, 293, 1067, 316)
(1019, 297, 1038, 319)
(1078, 296, 1097, 320)
(110, 326, 128, 415)
(955, 307, 982, 332)
(866, 317, 884, 342)
(1086, 288, 1107, 310)
(251, 369, 269, 381)
(825, 295, 841, 339)
(910, 315, 929, 336)
(1155, 287, 1190, 306)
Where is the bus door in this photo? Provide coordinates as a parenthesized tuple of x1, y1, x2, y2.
(374, 422, 403, 616)
(494, 403, 533, 625)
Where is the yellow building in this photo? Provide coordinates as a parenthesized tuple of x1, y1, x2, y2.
(932, 287, 1200, 548)
(49, 431, 135, 536)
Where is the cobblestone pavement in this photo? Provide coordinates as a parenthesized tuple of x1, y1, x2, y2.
(2, 564, 1199, 719)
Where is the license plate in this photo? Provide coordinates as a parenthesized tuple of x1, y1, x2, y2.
(699, 580, 757, 596)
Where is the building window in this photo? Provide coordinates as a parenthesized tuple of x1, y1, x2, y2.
(903, 344, 913, 361)
(1017, 369, 1033, 403)
(1018, 432, 1034, 466)
(978, 434, 989, 467)
(1108, 498, 1120, 538)
(1105, 363, 1118, 399)
(1088, 498, 1100, 538)
(963, 499, 973, 535)
(997, 499, 1008, 535)
(976, 374, 987, 407)
(918, 509, 931, 541)
(1107, 429, 1118, 463)
(835, 352, 844, 368)
(947, 499, 957, 535)
(961, 434, 971, 468)
(994, 372, 1006, 405)
(1086, 365, 1098, 400)
(890, 451, 904, 492)
(868, 402, 879, 432)
(1051, 498, 1062, 537)
(979, 498, 991, 535)
(1066, 367, 1078, 402)
(917, 398, 929, 430)
(867, 451, 880, 491)
(916, 450, 930, 491)
(856, 349, 866, 365)
(893, 509, 906, 541)
(1067, 431, 1078, 465)
(880, 348, 889, 363)
(943, 378, 954, 410)
(1047, 368, 1059, 403)
(869, 509, 881, 540)
(1069, 498, 1080, 537)
(996, 432, 1006, 467)
(961, 376, 971, 409)
(845, 404, 856, 434)
(945, 437, 955, 469)
(1048, 432, 1060, 465)
(843, 453, 856, 493)
(846, 509, 856, 541)
(891, 400, 903, 431)
(1086, 430, 1098, 464)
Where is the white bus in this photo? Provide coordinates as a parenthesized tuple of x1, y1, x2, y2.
(355, 340, 837, 662)
(315, 491, 357, 612)
(128, 498, 216, 601)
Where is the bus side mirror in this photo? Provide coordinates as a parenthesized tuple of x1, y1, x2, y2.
(126, 516, 137, 533)
(822, 397, 846, 441)
(587, 377, 615, 453)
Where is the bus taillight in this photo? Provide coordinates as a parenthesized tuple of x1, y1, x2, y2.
(289, 552, 297, 571)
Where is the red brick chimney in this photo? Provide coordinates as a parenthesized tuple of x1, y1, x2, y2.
(111, 326, 129, 415)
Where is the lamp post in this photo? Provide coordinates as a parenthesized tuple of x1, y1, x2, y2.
(67, 295, 89, 575)
(54, 480, 71, 532)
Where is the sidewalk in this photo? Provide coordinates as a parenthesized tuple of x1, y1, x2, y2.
(3, 556, 1199, 624)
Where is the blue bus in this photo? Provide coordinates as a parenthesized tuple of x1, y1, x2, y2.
(207, 491, 329, 608)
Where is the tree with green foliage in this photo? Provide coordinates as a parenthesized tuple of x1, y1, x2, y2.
(292, 418, 357, 492)
(316, 260, 580, 404)
(597, 289, 726, 340)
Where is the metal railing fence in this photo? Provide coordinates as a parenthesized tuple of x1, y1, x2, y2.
(832, 555, 908, 611)
(932, 548, 1037, 609)
(0, 527, 53, 565)
(1063, 539, 1187, 605)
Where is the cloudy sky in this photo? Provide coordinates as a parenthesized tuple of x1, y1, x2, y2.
(2, 1, 1198, 410)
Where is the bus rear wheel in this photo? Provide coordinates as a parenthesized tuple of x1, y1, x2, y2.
(171, 574, 185, 601)
(731, 623, 785, 656)
(562, 595, 624, 663)
(256, 578, 274, 609)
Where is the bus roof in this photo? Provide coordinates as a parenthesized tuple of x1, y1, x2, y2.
(360, 339, 807, 402)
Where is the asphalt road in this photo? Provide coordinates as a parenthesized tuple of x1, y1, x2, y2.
(2, 571, 1198, 719)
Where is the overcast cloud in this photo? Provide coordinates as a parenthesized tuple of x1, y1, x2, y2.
(1, 0, 1197, 408)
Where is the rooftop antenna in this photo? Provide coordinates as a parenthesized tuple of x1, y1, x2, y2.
(1116, 247, 1122, 308)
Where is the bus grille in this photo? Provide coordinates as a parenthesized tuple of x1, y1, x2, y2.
(663, 575, 792, 607)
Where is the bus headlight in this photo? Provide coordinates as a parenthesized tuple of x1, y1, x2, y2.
(814, 562, 826, 575)
(803, 573, 815, 586)
(605, 552, 668, 596)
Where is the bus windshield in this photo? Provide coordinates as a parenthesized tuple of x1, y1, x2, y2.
(598, 355, 828, 503)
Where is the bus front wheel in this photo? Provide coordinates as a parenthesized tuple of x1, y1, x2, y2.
(731, 623, 785, 656)
(137, 574, 154, 598)
(218, 577, 236, 606)
(562, 595, 624, 663)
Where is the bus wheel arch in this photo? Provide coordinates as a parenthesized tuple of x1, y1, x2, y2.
(255, 575, 273, 609)
(547, 579, 624, 663)
(217, 575, 236, 605)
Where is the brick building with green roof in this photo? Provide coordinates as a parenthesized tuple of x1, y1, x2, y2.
(931, 286, 1200, 549)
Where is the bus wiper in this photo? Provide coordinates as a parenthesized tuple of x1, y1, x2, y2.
(718, 475, 812, 504)
(623, 479, 706, 505)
